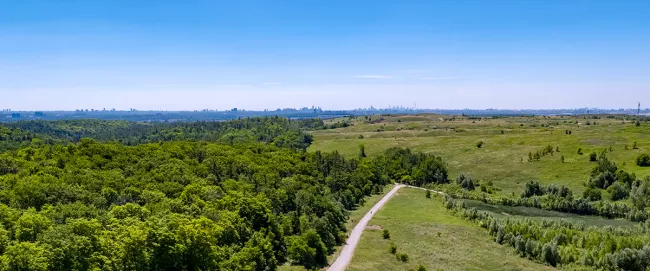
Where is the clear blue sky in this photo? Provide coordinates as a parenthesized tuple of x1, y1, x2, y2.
(2, 0, 650, 110)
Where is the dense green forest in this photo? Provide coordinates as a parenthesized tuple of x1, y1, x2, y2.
(0, 128, 447, 271)
(0, 117, 322, 152)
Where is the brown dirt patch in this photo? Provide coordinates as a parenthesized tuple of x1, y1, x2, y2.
(366, 225, 383, 230)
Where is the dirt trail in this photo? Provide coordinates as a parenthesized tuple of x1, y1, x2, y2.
(327, 184, 445, 271)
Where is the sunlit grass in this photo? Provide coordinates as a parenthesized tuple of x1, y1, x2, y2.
(348, 188, 554, 271)
(310, 115, 650, 196)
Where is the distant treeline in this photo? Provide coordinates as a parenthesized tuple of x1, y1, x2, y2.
(0, 117, 322, 152)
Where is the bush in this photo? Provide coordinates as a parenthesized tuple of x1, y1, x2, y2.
(476, 141, 484, 148)
(636, 154, 650, 167)
(383, 229, 390, 239)
(577, 148, 583, 155)
(417, 265, 427, 271)
(583, 187, 602, 201)
(541, 242, 560, 267)
(589, 152, 597, 162)
(389, 242, 397, 254)
(425, 190, 431, 198)
(607, 182, 629, 201)
(359, 144, 366, 158)
(457, 173, 475, 190)
(396, 253, 408, 262)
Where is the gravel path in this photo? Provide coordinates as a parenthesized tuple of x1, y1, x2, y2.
(326, 184, 445, 271)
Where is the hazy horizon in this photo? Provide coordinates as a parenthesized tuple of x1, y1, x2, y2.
(3, 105, 649, 112)
(2, 0, 650, 110)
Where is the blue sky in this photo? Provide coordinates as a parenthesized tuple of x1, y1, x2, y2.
(2, 0, 650, 110)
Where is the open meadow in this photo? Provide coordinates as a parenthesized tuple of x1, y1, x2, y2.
(310, 114, 650, 196)
(347, 188, 554, 271)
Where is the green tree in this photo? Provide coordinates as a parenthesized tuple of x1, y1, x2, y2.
(607, 182, 629, 201)
(636, 154, 650, 167)
(287, 230, 327, 269)
(583, 187, 602, 201)
(0, 242, 50, 271)
(541, 242, 560, 267)
(15, 211, 52, 242)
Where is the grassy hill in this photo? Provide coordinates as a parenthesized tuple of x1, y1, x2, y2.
(309, 114, 650, 196)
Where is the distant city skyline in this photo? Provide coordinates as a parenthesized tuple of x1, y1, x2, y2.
(2, 105, 649, 113)
(2, 0, 650, 110)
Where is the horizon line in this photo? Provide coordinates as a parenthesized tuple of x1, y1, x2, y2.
(2, 107, 649, 112)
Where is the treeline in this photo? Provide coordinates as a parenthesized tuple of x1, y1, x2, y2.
(373, 148, 449, 187)
(0, 117, 323, 151)
(444, 196, 650, 270)
(0, 140, 446, 270)
(447, 179, 650, 223)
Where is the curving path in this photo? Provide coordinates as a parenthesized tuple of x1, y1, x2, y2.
(327, 184, 445, 271)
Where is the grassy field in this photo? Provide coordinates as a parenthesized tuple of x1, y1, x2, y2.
(310, 114, 650, 196)
(347, 188, 554, 271)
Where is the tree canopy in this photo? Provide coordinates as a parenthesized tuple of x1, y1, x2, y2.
(0, 122, 446, 270)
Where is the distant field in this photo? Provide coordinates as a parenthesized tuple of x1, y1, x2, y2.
(463, 199, 640, 228)
(310, 114, 650, 196)
(347, 188, 554, 271)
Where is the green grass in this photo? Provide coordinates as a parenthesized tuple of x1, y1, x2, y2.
(347, 188, 554, 271)
(463, 199, 640, 228)
(311, 115, 650, 196)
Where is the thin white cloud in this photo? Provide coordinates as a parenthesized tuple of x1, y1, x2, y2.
(217, 85, 253, 88)
(353, 75, 393, 79)
(420, 77, 459, 80)
(402, 69, 429, 73)
(262, 82, 282, 85)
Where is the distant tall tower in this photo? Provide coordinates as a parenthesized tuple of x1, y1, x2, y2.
(638, 102, 641, 115)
